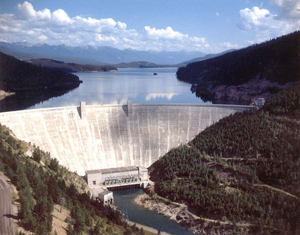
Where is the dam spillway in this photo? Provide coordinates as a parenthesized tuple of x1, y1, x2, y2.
(0, 103, 251, 175)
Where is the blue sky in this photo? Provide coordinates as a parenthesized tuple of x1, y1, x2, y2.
(0, 0, 299, 53)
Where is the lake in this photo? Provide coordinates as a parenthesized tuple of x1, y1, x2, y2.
(27, 67, 205, 109)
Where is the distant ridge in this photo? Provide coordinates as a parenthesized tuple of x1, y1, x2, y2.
(114, 61, 174, 68)
(176, 49, 235, 67)
(27, 58, 117, 73)
(0, 42, 205, 65)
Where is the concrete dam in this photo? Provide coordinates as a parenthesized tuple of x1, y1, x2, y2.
(0, 102, 251, 175)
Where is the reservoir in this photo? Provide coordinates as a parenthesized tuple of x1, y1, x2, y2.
(113, 189, 195, 235)
(28, 67, 205, 109)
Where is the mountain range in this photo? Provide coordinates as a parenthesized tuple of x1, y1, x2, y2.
(0, 42, 205, 65)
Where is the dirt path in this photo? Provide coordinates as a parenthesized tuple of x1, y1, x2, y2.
(0, 176, 16, 235)
(254, 184, 299, 200)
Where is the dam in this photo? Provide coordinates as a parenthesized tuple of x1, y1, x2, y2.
(0, 102, 251, 175)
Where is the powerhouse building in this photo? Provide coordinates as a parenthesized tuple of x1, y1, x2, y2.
(86, 166, 149, 188)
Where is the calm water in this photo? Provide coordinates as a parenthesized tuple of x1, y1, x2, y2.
(28, 67, 205, 109)
(114, 189, 195, 235)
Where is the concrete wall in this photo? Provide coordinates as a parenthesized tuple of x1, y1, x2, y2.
(0, 103, 251, 175)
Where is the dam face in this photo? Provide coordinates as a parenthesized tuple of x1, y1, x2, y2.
(0, 103, 250, 175)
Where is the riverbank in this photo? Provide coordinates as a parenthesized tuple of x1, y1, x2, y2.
(113, 188, 195, 235)
(126, 219, 170, 235)
(133, 191, 251, 235)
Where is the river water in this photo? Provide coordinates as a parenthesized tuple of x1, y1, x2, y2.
(114, 189, 195, 235)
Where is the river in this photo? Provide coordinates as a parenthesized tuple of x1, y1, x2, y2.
(114, 189, 195, 235)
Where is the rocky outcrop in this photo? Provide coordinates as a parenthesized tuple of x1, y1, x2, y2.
(192, 79, 294, 104)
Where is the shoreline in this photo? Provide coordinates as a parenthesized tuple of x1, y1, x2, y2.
(133, 193, 203, 234)
(133, 191, 252, 235)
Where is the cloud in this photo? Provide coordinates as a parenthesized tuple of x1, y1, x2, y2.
(143, 26, 209, 51)
(269, 0, 300, 19)
(144, 26, 185, 40)
(0, 1, 212, 52)
(238, 7, 278, 31)
(238, 5, 300, 41)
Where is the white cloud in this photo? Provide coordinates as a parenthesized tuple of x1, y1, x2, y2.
(142, 26, 209, 51)
(52, 9, 72, 25)
(17, 1, 51, 20)
(238, 5, 300, 41)
(269, 0, 300, 19)
(0, 1, 213, 52)
(145, 26, 185, 40)
(238, 7, 277, 31)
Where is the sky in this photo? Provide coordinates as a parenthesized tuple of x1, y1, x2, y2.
(0, 0, 299, 53)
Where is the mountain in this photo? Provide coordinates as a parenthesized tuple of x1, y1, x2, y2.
(27, 58, 118, 72)
(177, 31, 300, 103)
(114, 61, 174, 68)
(176, 49, 235, 66)
(0, 42, 205, 65)
(0, 52, 82, 92)
(149, 85, 300, 234)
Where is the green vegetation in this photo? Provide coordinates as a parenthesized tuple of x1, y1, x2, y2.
(0, 52, 82, 92)
(0, 125, 144, 235)
(177, 31, 300, 86)
(176, 31, 300, 103)
(150, 84, 300, 234)
(263, 82, 300, 117)
(28, 58, 117, 73)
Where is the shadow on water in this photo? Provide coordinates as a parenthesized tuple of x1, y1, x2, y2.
(0, 85, 80, 112)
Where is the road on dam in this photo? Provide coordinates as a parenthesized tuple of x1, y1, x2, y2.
(0, 176, 16, 235)
(0, 103, 252, 175)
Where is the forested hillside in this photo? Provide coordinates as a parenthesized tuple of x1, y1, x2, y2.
(150, 83, 300, 234)
(27, 58, 117, 73)
(0, 52, 82, 92)
(176, 31, 300, 103)
(0, 124, 144, 235)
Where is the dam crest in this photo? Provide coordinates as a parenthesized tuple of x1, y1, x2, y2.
(0, 102, 251, 175)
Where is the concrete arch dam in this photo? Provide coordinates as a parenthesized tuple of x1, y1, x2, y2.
(0, 103, 251, 175)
